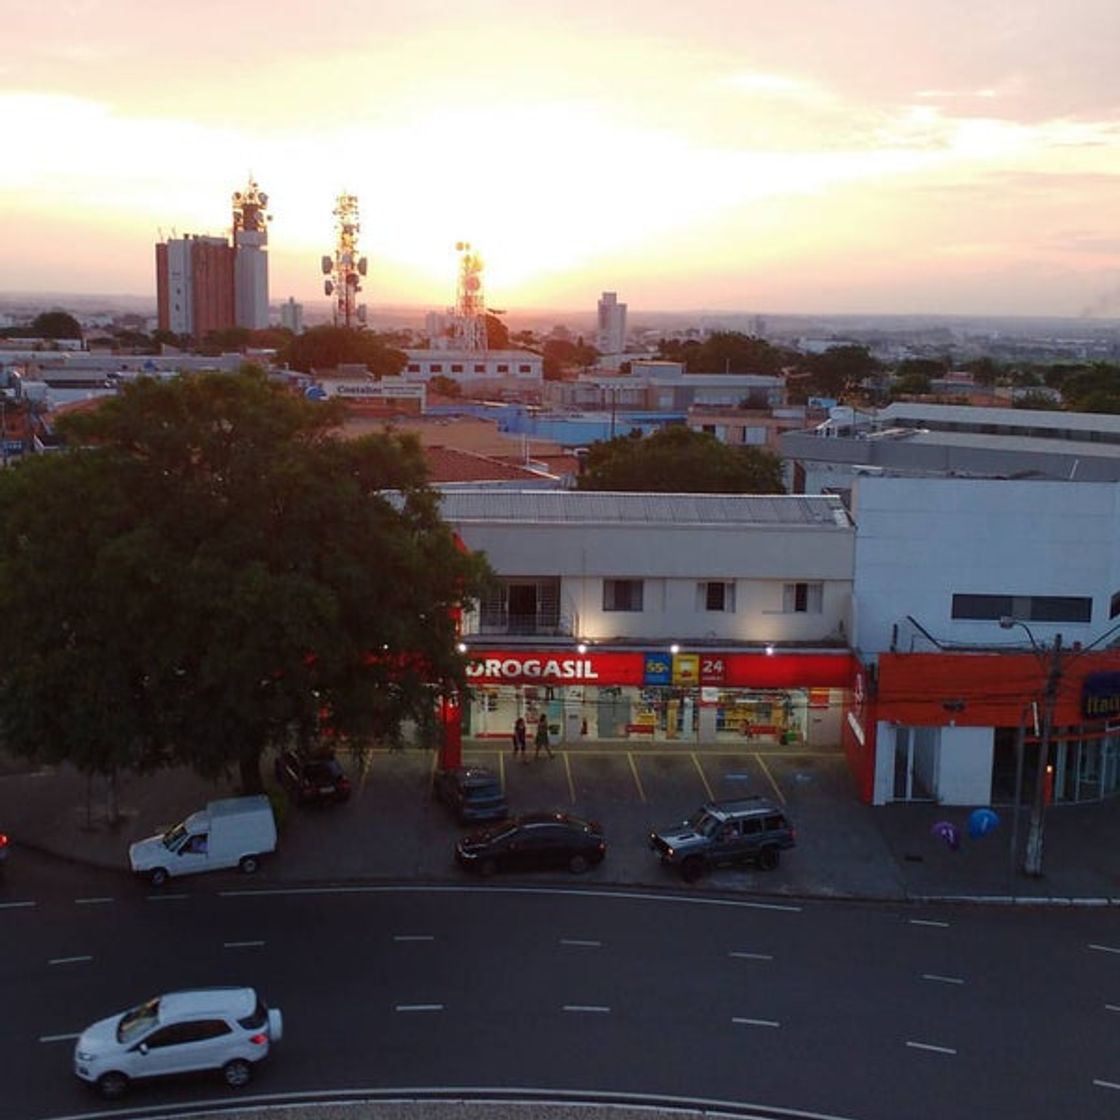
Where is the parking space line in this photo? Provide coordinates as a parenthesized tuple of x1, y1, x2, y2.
(498, 748, 505, 787)
(395, 1004, 443, 1012)
(922, 973, 964, 985)
(626, 752, 647, 803)
(729, 951, 773, 961)
(563, 752, 575, 804)
(49, 955, 93, 966)
(40, 1033, 80, 1043)
(754, 754, 785, 804)
(732, 1017, 780, 1028)
(563, 1004, 610, 1013)
(907, 1040, 957, 1055)
(428, 749, 439, 795)
(691, 753, 715, 801)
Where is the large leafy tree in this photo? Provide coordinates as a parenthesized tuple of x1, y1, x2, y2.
(576, 425, 785, 494)
(657, 332, 792, 375)
(0, 369, 488, 793)
(283, 325, 408, 379)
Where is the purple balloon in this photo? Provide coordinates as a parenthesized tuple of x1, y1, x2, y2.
(931, 820, 961, 851)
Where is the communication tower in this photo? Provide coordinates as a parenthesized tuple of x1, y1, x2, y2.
(321, 193, 368, 328)
(452, 241, 487, 351)
(231, 176, 271, 330)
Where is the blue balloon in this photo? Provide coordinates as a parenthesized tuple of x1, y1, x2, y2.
(968, 807, 1000, 839)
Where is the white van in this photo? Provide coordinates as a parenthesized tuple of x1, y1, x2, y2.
(129, 796, 277, 886)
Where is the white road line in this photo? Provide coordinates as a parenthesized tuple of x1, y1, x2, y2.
(1089, 943, 1120, 955)
(146, 893, 189, 901)
(0, 901, 36, 910)
(223, 940, 265, 949)
(393, 935, 435, 942)
(74, 897, 114, 905)
(563, 1005, 611, 1013)
(39, 1033, 80, 1043)
(922, 973, 964, 985)
(729, 951, 773, 961)
(732, 1017, 780, 1028)
(560, 939, 602, 947)
(909, 918, 949, 928)
(49, 956, 93, 966)
(907, 1040, 957, 1055)
(395, 1004, 443, 1012)
(1105, 1004, 1120, 1013)
(1093, 1079, 1120, 1091)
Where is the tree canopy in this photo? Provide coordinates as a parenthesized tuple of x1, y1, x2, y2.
(0, 369, 489, 793)
(657, 332, 791, 375)
(576, 425, 785, 494)
(282, 325, 408, 379)
(542, 337, 599, 380)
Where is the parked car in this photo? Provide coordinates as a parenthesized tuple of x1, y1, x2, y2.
(456, 812, 606, 876)
(73, 986, 282, 1100)
(0, 829, 8, 872)
(433, 766, 508, 823)
(128, 796, 277, 887)
(274, 749, 351, 806)
(650, 797, 796, 882)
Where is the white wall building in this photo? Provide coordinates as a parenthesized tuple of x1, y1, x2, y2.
(279, 298, 303, 334)
(234, 224, 269, 330)
(596, 291, 627, 357)
(403, 349, 543, 386)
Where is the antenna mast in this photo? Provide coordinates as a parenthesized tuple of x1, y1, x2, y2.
(322, 193, 368, 328)
(452, 241, 487, 351)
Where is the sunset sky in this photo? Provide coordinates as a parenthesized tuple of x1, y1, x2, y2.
(3, 0, 1120, 317)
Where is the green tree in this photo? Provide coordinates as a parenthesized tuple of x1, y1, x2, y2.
(966, 356, 1001, 387)
(658, 332, 789, 375)
(891, 371, 932, 396)
(283, 326, 408, 379)
(0, 369, 489, 794)
(576, 425, 785, 494)
(31, 310, 83, 340)
(485, 313, 510, 350)
(428, 375, 462, 398)
(542, 338, 598, 380)
(805, 345, 879, 399)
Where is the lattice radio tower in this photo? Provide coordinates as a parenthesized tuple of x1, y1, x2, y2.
(452, 241, 487, 351)
(321, 193, 368, 328)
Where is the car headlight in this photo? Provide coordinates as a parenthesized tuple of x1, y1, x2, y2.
(76, 1050, 96, 1062)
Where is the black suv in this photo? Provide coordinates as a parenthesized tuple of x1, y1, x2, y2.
(650, 797, 795, 882)
(274, 750, 351, 806)
(433, 766, 508, 824)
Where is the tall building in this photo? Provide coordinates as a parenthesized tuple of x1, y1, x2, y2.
(232, 178, 270, 330)
(279, 297, 304, 334)
(596, 291, 627, 356)
(155, 235, 235, 340)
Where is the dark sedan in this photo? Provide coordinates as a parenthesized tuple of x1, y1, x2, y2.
(433, 766, 509, 823)
(455, 812, 606, 876)
(274, 749, 351, 806)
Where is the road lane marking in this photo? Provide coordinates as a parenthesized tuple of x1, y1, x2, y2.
(1089, 943, 1120, 954)
(922, 973, 964, 985)
(395, 1004, 443, 1012)
(909, 919, 949, 928)
(49, 956, 93, 966)
(223, 940, 265, 949)
(1106, 1004, 1120, 1013)
(907, 1041, 957, 1055)
(394, 935, 435, 942)
(754, 754, 785, 804)
(40, 1033, 80, 1043)
(691, 753, 715, 801)
(732, 1017, 780, 1028)
(627, 752, 647, 803)
(730, 951, 773, 961)
(563, 1005, 610, 1013)
(0, 901, 36, 910)
(74, 897, 114, 905)
(560, 939, 602, 947)
(1095, 1079, 1120, 1090)
(146, 893, 189, 900)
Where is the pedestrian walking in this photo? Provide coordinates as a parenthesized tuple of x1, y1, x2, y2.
(534, 713, 554, 759)
(512, 716, 527, 761)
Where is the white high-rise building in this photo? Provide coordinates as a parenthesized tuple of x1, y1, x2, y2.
(232, 178, 271, 331)
(280, 297, 304, 334)
(596, 291, 627, 356)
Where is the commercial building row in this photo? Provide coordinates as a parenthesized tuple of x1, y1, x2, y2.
(439, 482, 1120, 811)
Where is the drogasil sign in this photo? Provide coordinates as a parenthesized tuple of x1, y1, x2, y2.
(466, 657, 601, 682)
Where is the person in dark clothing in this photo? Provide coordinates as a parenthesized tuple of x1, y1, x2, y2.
(512, 716, 528, 761)
(534, 713, 554, 759)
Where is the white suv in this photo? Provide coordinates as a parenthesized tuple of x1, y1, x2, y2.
(73, 987, 282, 1099)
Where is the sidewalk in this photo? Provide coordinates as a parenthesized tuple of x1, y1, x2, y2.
(1, 744, 1118, 904)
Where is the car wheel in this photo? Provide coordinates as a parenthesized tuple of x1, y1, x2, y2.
(680, 856, 704, 883)
(149, 867, 169, 888)
(758, 846, 780, 871)
(479, 858, 497, 877)
(239, 855, 260, 875)
(568, 853, 589, 873)
(222, 1058, 252, 1089)
(97, 1071, 129, 1100)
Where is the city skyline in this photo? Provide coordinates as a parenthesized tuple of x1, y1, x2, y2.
(3, 1, 1120, 318)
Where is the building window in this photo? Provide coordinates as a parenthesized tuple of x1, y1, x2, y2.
(1111, 591, 1120, 620)
(474, 364, 486, 373)
(518, 364, 531, 373)
(603, 579, 644, 612)
(784, 582, 822, 613)
(407, 363, 420, 372)
(429, 364, 443, 373)
(451, 364, 463, 373)
(480, 578, 562, 634)
(951, 594, 1092, 623)
(497, 364, 510, 373)
(699, 581, 735, 612)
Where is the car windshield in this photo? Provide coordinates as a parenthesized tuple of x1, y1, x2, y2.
(465, 782, 503, 800)
(117, 997, 160, 1044)
(161, 823, 187, 851)
(686, 809, 720, 837)
(305, 761, 341, 781)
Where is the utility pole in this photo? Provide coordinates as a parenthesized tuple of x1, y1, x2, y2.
(1023, 634, 1062, 877)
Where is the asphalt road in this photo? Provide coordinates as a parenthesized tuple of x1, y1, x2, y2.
(4, 851, 1120, 1120)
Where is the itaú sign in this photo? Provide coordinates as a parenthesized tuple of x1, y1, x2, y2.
(465, 651, 647, 685)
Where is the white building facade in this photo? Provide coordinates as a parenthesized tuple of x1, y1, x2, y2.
(596, 291, 627, 356)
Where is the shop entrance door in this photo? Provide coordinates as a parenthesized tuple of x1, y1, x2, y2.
(596, 689, 630, 739)
(892, 726, 939, 801)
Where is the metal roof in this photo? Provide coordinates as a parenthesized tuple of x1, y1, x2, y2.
(438, 490, 851, 528)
